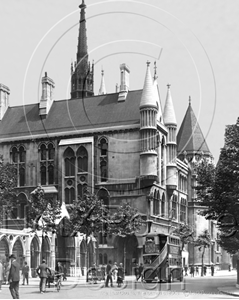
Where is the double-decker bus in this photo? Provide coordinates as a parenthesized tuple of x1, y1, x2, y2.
(142, 234, 183, 283)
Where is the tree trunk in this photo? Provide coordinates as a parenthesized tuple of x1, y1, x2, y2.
(86, 235, 89, 282)
(124, 240, 126, 275)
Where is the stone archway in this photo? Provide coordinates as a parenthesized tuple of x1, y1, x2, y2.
(114, 235, 138, 275)
(12, 238, 24, 268)
(0, 236, 9, 263)
(30, 236, 40, 270)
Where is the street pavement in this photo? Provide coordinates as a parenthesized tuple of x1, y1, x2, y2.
(0, 269, 237, 299)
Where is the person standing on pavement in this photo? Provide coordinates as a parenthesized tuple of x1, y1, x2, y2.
(190, 265, 195, 277)
(36, 259, 51, 294)
(22, 262, 29, 285)
(0, 258, 4, 293)
(8, 254, 20, 299)
(184, 265, 188, 276)
(105, 260, 113, 287)
(117, 263, 124, 287)
(195, 266, 199, 276)
(63, 264, 67, 281)
(211, 264, 214, 276)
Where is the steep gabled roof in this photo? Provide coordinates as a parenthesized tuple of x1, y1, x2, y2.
(177, 100, 210, 155)
(0, 90, 142, 140)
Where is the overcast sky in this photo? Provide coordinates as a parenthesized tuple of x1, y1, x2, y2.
(1, 0, 238, 162)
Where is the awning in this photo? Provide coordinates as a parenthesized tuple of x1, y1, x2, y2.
(42, 186, 58, 194)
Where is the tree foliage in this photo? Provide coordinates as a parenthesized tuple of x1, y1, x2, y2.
(194, 229, 211, 276)
(0, 156, 17, 224)
(67, 189, 109, 237)
(172, 223, 194, 251)
(108, 203, 144, 237)
(195, 120, 239, 253)
(28, 185, 62, 233)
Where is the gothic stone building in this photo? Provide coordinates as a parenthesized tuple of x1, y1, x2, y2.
(0, 1, 230, 276)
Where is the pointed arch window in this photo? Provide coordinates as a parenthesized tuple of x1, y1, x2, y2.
(65, 187, 75, 205)
(64, 148, 75, 176)
(40, 166, 46, 185)
(39, 143, 55, 185)
(12, 147, 18, 163)
(19, 167, 25, 186)
(100, 138, 108, 156)
(98, 137, 108, 183)
(19, 146, 26, 163)
(77, 146, 88, 173)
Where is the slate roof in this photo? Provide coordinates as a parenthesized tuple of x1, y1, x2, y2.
(177, 102, 211, 155)
(0, 90, 142, 140)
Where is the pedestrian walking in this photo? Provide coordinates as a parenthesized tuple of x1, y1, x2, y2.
(36, 259, 51, 294)
(190, 265, 195, 277)
(134, 263, 140, 281)
(203, 265, 207, 276)
(22, 262, 29, 285)
(195, 266, 199, 276)
(138, 263, 144, 282)
(211, 264, 214, 276)
(228, 263, 231, 272)
(8, 254, 20, 299)
(0, 258, 4, 292)
(117, 263, 124, 287)
(63, 264, 67, 281)
(105, 260, 113, 287)
(111, 262, 118, 282)
(184, 265, 188, 276)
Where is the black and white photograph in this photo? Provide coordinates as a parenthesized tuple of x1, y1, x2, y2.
(0, 0, 239, 299)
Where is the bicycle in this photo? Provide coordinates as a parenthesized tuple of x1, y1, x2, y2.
(54, 272, 63, 292)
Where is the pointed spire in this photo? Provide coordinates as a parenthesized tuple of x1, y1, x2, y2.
(163, 84, 177, 126)
(177, 98, 211, 155)
(77, 0, 88, 73)
(98, 69, 106, 95)
(140, 61, 157, 109)
(152, 65, 163, 123)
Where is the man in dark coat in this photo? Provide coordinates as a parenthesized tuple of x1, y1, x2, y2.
(8, 254, 20, 299)
(36, 259, 51, 293)
(22, 261, 30, 285)
(105, 260, 113, 287)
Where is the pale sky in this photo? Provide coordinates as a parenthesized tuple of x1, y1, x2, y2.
(1, 0, 238, 162)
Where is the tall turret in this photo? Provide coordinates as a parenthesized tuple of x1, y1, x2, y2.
(71, 0, 94, 99)
(139, 62, 158, 187)
(163, 84, 177, 191)
(98, 69, 106, 95)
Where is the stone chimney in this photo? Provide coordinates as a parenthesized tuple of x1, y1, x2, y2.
(0, 84, 10, 121)
(118, 63, 130, 101)
(39, 72, 55, 116)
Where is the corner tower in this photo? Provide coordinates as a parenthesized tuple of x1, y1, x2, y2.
(139, 62, 158, 186)
(71, 0, 94, 99)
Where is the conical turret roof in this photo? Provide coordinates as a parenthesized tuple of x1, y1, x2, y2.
(140, 62, 157, 109)
(153, 80, 163, 124)
(163, 84, 177, 126)
(177, 98, 211, 155)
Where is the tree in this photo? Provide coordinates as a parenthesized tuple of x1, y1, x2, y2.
(67, 189, 109, 281)
(28, 185, 62, 260)
(172, 223, 194, 267)
(194, 229, 211, 276)
(0, 156, 17, 225)
(108, 203, 145, 272)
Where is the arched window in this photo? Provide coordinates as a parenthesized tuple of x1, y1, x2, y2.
(100, 161, 107, 182)
(48, 165, 54, 185)
(40, 144, 47, 161)
(48, 143, 55, 160)
(65, 187, 75, 205)
(100, 138, 108, 156)
(77, 147, 88, 173)
(172, 195, 177, 220)
(12, 147, 18, 163)
(19, 146, 26, 163)
(19, 167, 25, 186)
(41, 166, 46, 185)
(64, 148, 75, 176)
(97, 188, 109, 208)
